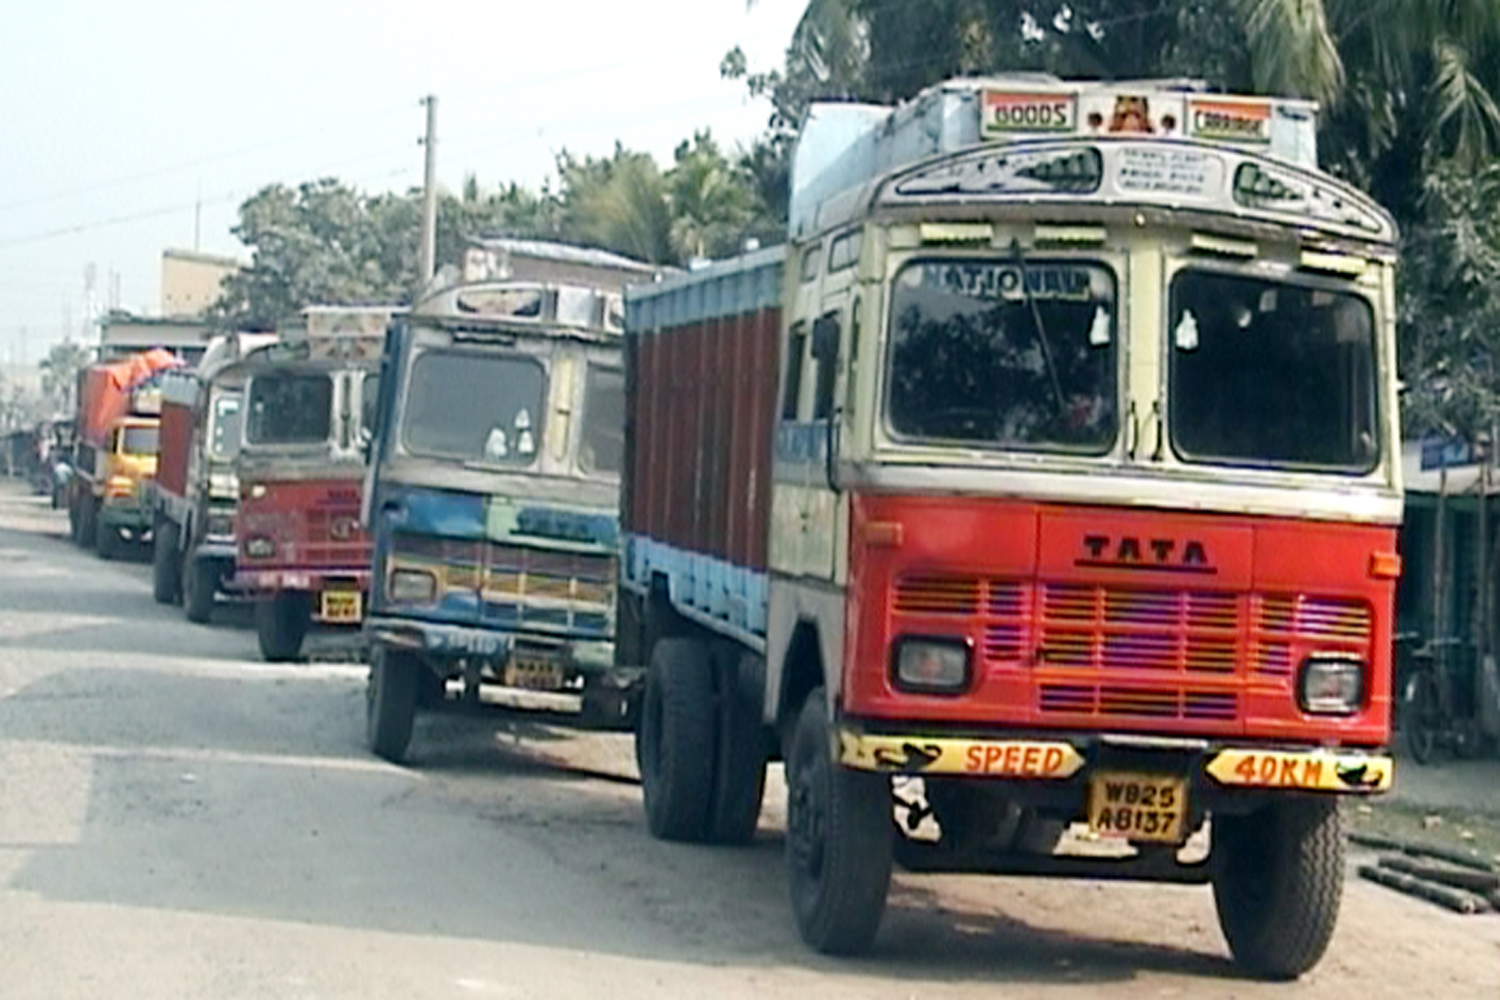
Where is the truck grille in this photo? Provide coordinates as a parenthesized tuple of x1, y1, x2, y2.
(891, 574, 1372, 722)
(482, 544, 616, 605)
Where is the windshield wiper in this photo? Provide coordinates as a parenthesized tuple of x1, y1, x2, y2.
(1009, 237, 1066, 416)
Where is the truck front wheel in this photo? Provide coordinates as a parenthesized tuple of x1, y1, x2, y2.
(637, 637, 715, 842)
(256, 591, 311, 662)
(1212, 798, 1343, 980)
(182, 555, 218, 624)
(151, 521, 181, 604)
(785, 688, 892, 956)
(94, 509, 120, 560)
(366, 645, 419, 762)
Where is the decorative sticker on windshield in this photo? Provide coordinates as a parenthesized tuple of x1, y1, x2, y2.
(915, 262, 1101, 302)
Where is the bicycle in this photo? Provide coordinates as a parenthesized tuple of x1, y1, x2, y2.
(1396, 634, 1483, 764)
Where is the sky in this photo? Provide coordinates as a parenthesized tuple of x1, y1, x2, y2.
(0, 0, 807, 367)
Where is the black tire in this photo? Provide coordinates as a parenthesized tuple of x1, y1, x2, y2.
(1212, 798, 1344, 980)
(366, 645, 420, 762)
(94, 508, 119, 560)
(256, 591, 311, 662)
(707, 650, 767, 845)
(151, 521, 181, 605)
(636, 637, 716, 842)
(785, 688, 893, 956)
(183, 555, 219, 624)
(1403, 671, 1439, 765)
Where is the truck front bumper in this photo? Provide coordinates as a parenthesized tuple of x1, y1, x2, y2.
(838, 726, 1392, 796)
(99, 500, 151, 532)
(364, 615, 615, 673)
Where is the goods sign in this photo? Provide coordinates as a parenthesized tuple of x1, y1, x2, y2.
(981, 91, 1078, 136)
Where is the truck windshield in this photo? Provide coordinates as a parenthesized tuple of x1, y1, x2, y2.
(121, 426, 159, 456)
(402, 350, 546, 465)
(885, 258, 1117, 454)
(1169, 270, 1379, 473)
(209, 396, 241, 461)
(579, 366, 624, 476)
(246, 374, 333, 445)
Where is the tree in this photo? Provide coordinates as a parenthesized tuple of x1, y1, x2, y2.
(39, 339, 91, 415)
(556, 145, 675, 265)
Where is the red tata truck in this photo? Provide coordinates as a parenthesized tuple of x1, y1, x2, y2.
(233, 309, 388, 661)
(69, 349, 182, 559)
(150, 333, 277, 621)
(622, 77, 1402, 979)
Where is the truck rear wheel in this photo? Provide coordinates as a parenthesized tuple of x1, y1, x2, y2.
(1212, 798, 1343, 980)
(637, 637, 715, 842)
(256, 592, 311, 662)
(785, 688, 892, 955)
(708, 650, 767, 845)
(151, 521, 181, 604)
(366, 645, 419, 762)
(182, 555, 218, 624)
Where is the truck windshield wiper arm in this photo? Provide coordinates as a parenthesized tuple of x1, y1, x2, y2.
(1009, 237, 1066, 416)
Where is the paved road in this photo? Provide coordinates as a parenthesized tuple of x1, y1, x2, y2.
(0, 482, 1496, 999)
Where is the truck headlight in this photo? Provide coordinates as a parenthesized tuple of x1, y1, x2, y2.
(892, 637, 971, 695)
(1298, 656, 1364, 715)
(245, 536, 276, 559)
(389, 569, 437, 604)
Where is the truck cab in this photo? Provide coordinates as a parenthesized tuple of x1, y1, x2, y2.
(233, 323, 384, 661)
(362, 244, 656, 762)
(92, 415, 161, 557)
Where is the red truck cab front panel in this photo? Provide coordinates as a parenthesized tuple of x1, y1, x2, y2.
(845, 493, 1396, 747)
(237, 479, 371, 590)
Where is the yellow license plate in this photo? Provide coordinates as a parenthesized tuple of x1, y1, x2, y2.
(1087, 772, 1188, 843)
(319, 590, 362, 623)
(503, 655, 565, 692)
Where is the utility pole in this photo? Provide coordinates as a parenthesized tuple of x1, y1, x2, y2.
(416, 95, 439, 291)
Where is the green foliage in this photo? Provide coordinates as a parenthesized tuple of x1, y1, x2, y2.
(1399, 165, 1500, 438)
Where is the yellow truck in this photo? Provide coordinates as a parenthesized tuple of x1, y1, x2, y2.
(68, 351, 179, 559)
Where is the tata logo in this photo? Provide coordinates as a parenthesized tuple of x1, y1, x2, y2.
(1077, 534, 1215, 575)
(329, 517, 360, 542)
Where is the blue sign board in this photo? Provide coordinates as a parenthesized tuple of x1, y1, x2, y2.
(1421, 436, 1484, 471)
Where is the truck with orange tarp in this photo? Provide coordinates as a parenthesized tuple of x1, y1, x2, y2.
(69, 349, 182, 559)
(623, 77, 1402, 980)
